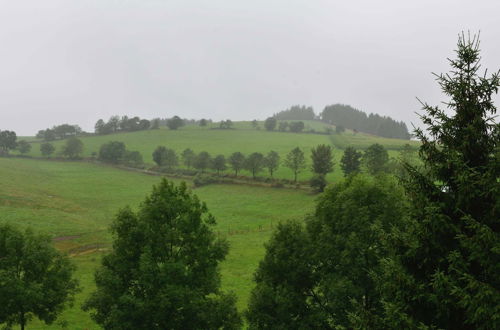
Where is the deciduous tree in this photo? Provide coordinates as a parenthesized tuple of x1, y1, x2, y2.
(340, 147, 362, 176)
(244, 152, 265, 179)
(284, 147, 306, 182)
(229, 152, 245, 176)
(0, 224, 79, 330)
(264, 151, 280, 177)
(83, 179, 241, 329)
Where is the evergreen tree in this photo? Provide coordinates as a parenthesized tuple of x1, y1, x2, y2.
(381, 33, 500, 329)
(83, 179, 241, 329)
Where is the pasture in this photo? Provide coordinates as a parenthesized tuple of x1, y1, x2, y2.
(22, 120, 417, 182)
(0, 157, 316, 329)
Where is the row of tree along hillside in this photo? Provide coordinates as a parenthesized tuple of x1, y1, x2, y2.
(321, 103, 411, 139)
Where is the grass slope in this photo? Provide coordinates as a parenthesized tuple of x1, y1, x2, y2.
(23, 121, 417, 182)
(0, 158, 316, 329)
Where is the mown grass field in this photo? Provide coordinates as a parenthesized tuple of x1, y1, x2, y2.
(22, 120, 417, 182)
(0, 157, 316, 329)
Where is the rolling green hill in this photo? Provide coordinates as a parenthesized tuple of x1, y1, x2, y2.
(22, 121, 417, 182)
(0, 157, 316, 329)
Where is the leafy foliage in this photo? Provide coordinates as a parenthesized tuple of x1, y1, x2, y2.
(0, 130, 17, 155)
(40, 142, 55, 158)
(229, 152, 245, 176)
(212, 154, 227, 175)
(166, 116, 185, 130)
(362, 143, 389, 174)
(61, 137, 83, 159)
(0, 224, 79, 330)
(83, 179, 241, 329)
(16, 140, 31, 154)
(284, 147, 306, 182)
(340, 147, 362, 176)
(264, 117, 277, 131)
(264, 151, 280, 178)
(310, 144, 334, 176)
(247, 175, 407, 328)
(244, 152, 265, 179)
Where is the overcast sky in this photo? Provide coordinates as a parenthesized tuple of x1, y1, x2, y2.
(1, 0, 499, 135)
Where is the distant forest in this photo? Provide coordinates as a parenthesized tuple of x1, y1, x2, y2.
(275, 104, 411, 140)
(321, 104, 411, 139)
(274, 105, 315, 120)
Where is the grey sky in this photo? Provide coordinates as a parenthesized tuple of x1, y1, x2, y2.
(1, 0, 499, 136)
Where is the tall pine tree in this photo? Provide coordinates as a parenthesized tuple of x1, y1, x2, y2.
(381, 33, 499, 329)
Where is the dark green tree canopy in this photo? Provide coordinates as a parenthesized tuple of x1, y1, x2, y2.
(264, 117, 277, 131)
(212, 154, 227, 175)
(194, 151, 212, 172)
(247, 175, 407, 329)
(362, 143, 389, 174)
(288, 121, 305, 133)
(0, 130, 17, 155)
(244, 152, 265, 179)
(274, 105, 315, 120)
(321, 104, 410, 139)
(264, 151, 280, 177)
(0, 225, 79, 330)
(61, 137, 83, 159)
(16, 140, 31, 154)
(83, 179, 241, 329)
(310, 144, 334, 176)
(181, 148, 196, 169)
(40, 142, 55, 158)
(228, 152, 245, 176)
(340, 147, 362, 176)
(166, 116, 185, 130)
(284, 147, 306, 182)
(381, 33, 500, 329)
(99, 141, 126, 164)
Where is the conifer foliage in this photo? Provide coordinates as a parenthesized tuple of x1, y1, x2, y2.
(382, 33, 500, 329)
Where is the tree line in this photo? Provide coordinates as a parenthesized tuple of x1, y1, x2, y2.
(321, 103, 411, 139)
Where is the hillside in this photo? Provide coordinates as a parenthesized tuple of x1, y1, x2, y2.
(0, 157, 315, 329)
(22, 120, 418, 183)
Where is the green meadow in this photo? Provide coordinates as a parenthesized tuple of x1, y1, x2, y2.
(23, 120, 417, 182)
(0, 157, 316, 329)
(1, 122, 418, 328)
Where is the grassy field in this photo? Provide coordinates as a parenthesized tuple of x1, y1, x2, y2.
(21, 121, 417, 183)
(0, 157, 316, 329)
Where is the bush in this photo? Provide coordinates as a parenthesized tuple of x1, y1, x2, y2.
(310, 174, 327, 192)
(193, 173, 219, 187)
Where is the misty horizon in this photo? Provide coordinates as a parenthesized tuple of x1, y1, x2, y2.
(1, 0, 499, 136)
